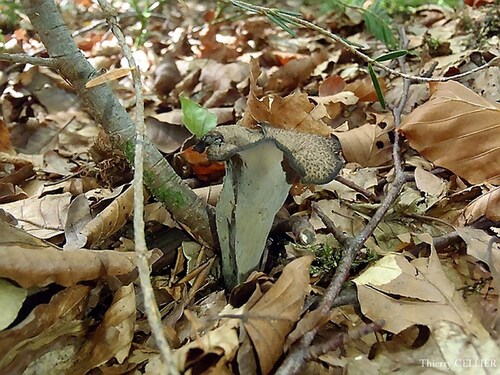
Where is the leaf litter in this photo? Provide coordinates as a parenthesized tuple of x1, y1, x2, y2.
(0, 0, 499, 374)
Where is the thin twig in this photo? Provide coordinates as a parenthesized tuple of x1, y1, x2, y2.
(0, 52, 57, 68)
(306, 320, 385, 361)
(97, 1, 178, 373)
(230, 0, 499, 82)
(312, 203, 349, 246)
(335, 176, 380, 203)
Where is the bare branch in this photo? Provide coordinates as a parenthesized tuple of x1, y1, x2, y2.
(276, 26, 414, 375)
(0, 52, 57, 68)
(20, 0, 216, 248)
(96, 0, 178, 373)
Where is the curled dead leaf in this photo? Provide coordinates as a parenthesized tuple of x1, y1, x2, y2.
(243, 256, 313, 375)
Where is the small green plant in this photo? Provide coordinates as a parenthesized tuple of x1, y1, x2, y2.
(180, 96, 218, 138)
(327, 0, 398, 49)
(128, 0, 169, 45)
(369, 49, 408, 109)
(298, 241, 379, 280)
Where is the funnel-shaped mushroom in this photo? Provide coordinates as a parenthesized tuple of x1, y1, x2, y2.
(196, 124, 344, 288)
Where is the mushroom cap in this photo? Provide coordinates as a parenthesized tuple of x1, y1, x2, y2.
(196, 124, 344, 184)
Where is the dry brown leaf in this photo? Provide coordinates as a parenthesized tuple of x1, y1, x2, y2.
(344, 75, 387, 102)
(243, 256, 313, 375)
(346, 320, 500, 374)
(243, 59, 333, 136)
(353, 234, 488, 339)
(145, 116, 192, 154)
(174, 311, 240, 373)
(266, 93, 333, 136)
(0, 285, 90, 374)
(79, 185, 137, 248)
(284, 308, 330, 351)
(400, 81, 500, 184)
(265, 50, 327, 93)
(85, 67, 133, 88)
(318, 75, 346, 96)
(68, 284, 135, 373)
(0, 221, 137, 288)
(0, 192, 71, 239)
(200, 60, 249, 92)
(335, 116, 395, 167)
(459, 186, 500, 225)
(0, 119, 12, 152)
(414, 166, 447, 197)
(455, 227, 500, 285)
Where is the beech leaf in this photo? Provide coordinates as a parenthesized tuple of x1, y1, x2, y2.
(400, 81, 500, 184)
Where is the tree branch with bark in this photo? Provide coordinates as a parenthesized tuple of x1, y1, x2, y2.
(17, 0, 216, 248)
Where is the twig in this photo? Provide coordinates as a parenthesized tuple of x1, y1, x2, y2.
(312, 203, 349, 246)
(306, 320, 385, 361)
(230, 0, 499, 82)
(97, 1, 178, 373)
(0, 52, 57, 68)
(275, 27, 413, 375)
(20, 0, 216, 248)
(71, 11, 169, 37)
(335, 176, 380, 203)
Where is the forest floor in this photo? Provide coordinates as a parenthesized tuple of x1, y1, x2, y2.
(0, 0, 499, 374)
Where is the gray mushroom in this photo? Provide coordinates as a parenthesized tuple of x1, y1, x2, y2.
(195, 123, 345, 288)
(195, 123, 344, 184)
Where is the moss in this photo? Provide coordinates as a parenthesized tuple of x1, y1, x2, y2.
(143, 170, 187, 207)
(122, 140, 136, 162)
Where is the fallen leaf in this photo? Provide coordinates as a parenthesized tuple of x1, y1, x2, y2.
(353, 234, 489, 339)
(85, 67, 133, 88)
(345, 75, 387, 102)
(0, 221, 137, 288)
(68, 284, 135, 373)
(347, 320, 500, 374)
(0, 279, 27, 330)
(78, 185, 137, 248)
(0, 192, 71, 239)
(400, 81, 500, 184)
(459, 186, 500, 225)
(335, 116, 394, 167)
(244, 256, 313, 375)
(243, 59, 333, 136)
(0, 285, 90, 374)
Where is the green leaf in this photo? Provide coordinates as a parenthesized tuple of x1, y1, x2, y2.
(180, 96, 218, 138)
(267, 12, 297, 37)
(368, 64, 386, 109)
(375, 50, 408, 62)
(363, 1, 397, 49)
(275, 9, 302, 17)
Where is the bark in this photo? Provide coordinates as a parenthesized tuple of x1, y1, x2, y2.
(22, 0, 216, 247)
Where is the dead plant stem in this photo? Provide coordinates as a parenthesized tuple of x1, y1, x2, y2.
(97, 0, 178, 373)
